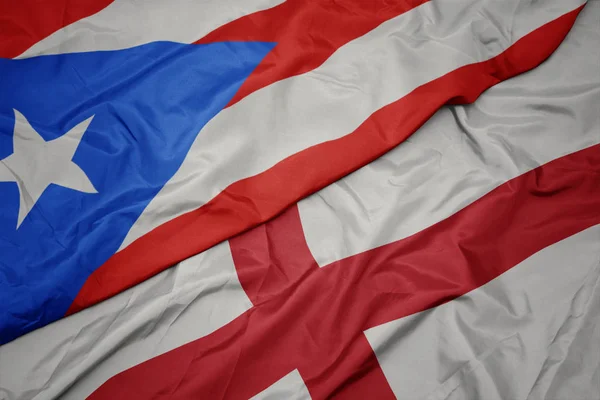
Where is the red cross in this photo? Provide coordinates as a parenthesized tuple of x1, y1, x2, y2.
(90, 144, 600, 399)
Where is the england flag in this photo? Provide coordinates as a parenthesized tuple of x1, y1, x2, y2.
(0, 0, 598, 399)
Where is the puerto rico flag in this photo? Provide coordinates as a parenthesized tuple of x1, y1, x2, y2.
(1, 0, 599, 399)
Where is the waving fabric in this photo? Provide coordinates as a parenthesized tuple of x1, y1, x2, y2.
(1, 0, 599, 399)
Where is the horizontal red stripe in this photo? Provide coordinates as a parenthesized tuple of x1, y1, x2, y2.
(68, 6, 584, 316)
(197, 0, 429, 106)
(90, 142, 600, 399)
(339, 143, 600, 330)
(0, 0, 113, 59)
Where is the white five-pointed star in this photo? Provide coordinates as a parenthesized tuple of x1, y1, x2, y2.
(0, 109, 97, 228)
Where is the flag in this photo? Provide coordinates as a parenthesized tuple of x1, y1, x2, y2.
(1, 0, 599, 398)
(0, 0, 589, 344)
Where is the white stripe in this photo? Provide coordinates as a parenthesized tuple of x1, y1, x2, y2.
(120, 0, 586, 251)
(18, 0, 284, 58)
(0, 242, 252, 400)
(299, 0, 600, 267)
(0, 3, 594, 399)
(250, 370, 312, 400)
(365, 224, 600, 400)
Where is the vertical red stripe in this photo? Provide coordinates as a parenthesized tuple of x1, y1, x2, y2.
(89, 143, 600, 399)
(303, 335, 397, 399)
(230, 206, 319, 305)
(0, 0, 113, 59)
(334, 143, 600, 331)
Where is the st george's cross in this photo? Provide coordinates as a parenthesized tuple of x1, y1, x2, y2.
(89, 142, 600, 399)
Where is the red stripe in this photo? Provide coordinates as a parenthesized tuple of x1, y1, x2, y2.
(197, 0, 429, 106)
(0, 0, 113, 59)
(89, 143, 600, 399)
(230, 206, 319, 305)
(68, 6, 584, 316)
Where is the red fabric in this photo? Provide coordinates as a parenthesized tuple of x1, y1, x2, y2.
(197, 0, 429, 106)
(0, 0, 113, 59)
(89, 143, 600, 399)
(68, 7, 584, 316)
(230, 207, 318, 305)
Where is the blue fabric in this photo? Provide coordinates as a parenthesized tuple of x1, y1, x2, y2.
(0, 40, 274, 344)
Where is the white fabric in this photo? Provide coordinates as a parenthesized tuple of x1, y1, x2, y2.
(251, 370, 312, 400)
(299, 0, 600, 266)
(365, 224, 600, 400)
(0, 242, 252, 400)
(120, 0, 586, 250)
(1, 2, 597, 400)
(18, 0, 284, 58)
